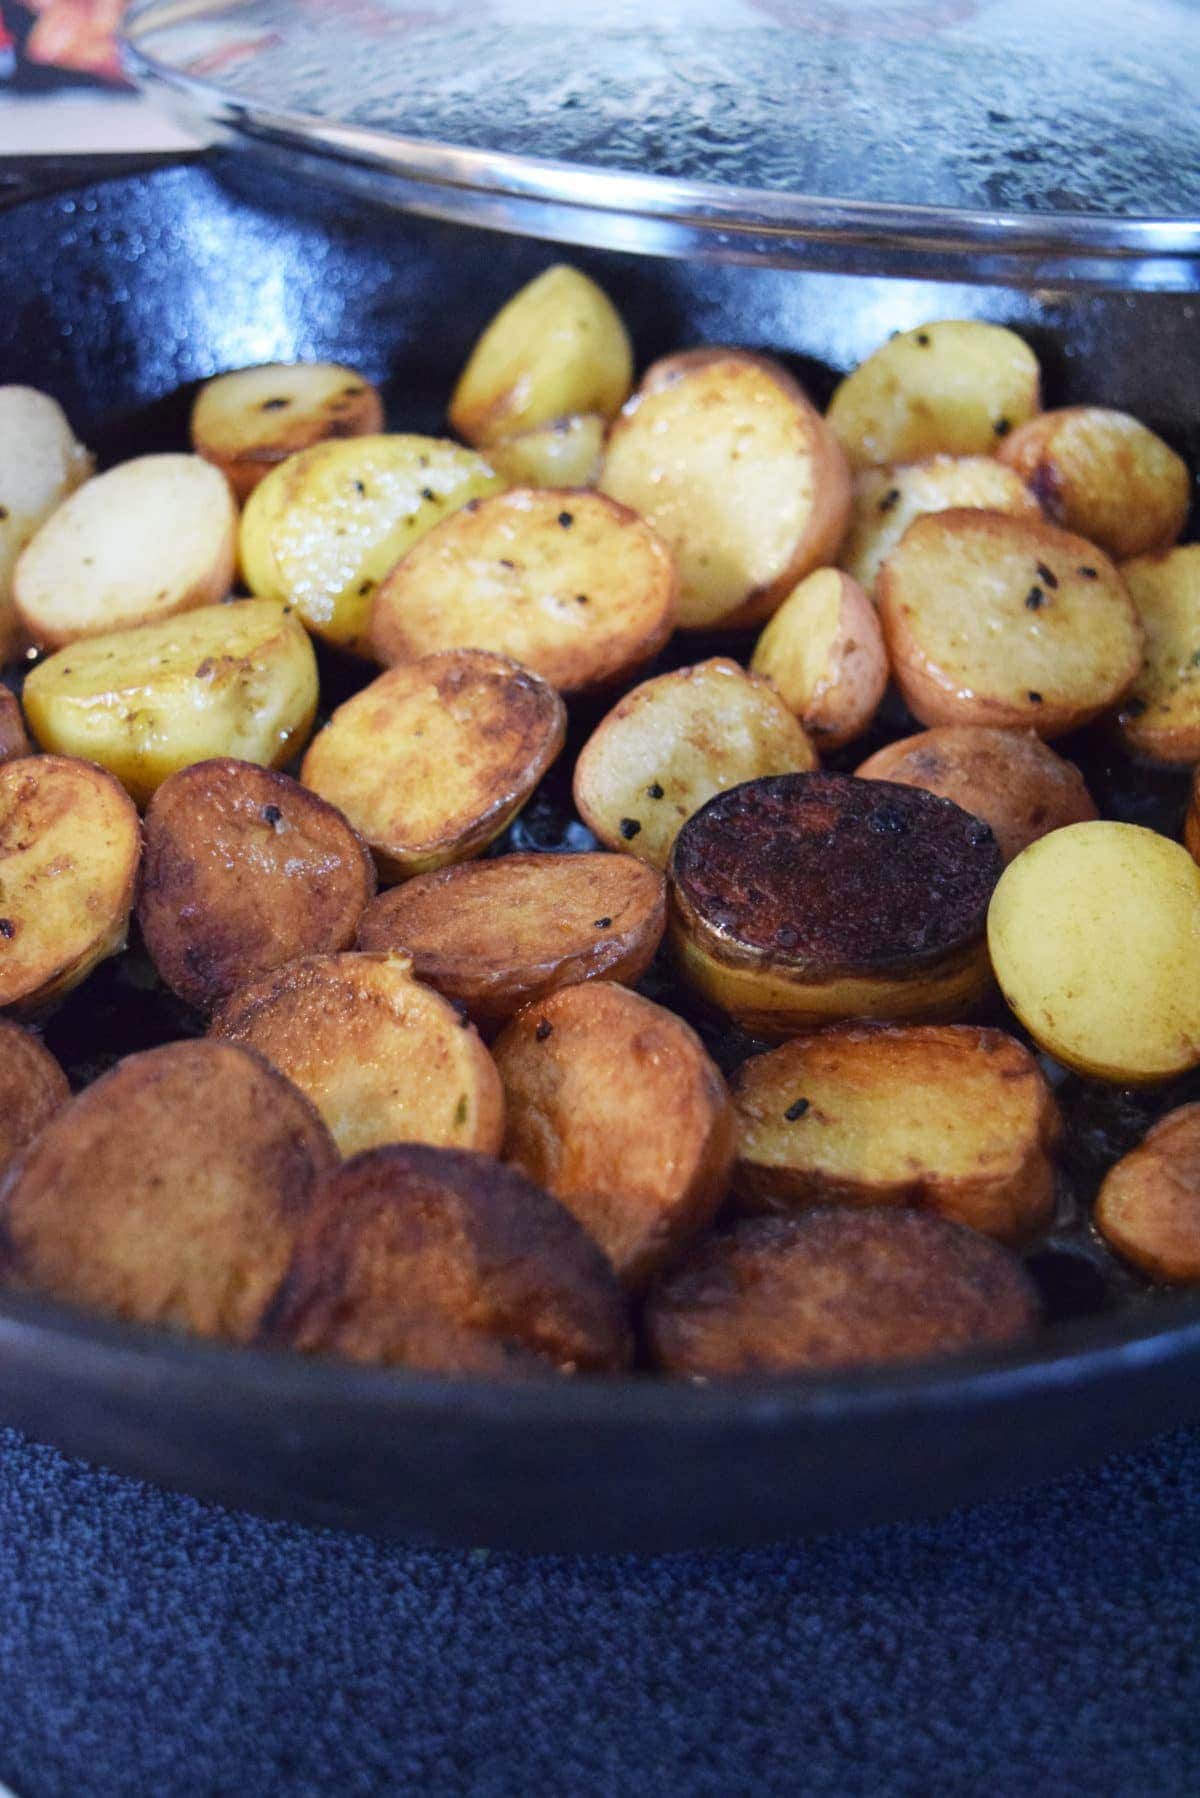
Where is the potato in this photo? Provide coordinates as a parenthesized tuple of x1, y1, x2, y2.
(0, 387, 93, 663)
(239, 434, 502, 656)
(749, 568, 887, 749)
(449, 265, 632, 447)
(644, 1208, 1040, 1377)
(670, 772, 1000, 1037)
(856, 726, 1097, 864)
(22, 599, 319, 808)
(266, 1144, 632, 1375)
(0, 690, 29, 764)
(138, 759, 376, 1013)
(599, 350, 851, 630)
(484, 414, 606, 490)
(0, 1039, 337, 1342)
(370, 487, 677, 694)
(0, 755, 140, 1015)
(1185, 769, 1200, 868)
(356, 851, 666, 1032)
(988, 821, 1200, 1084)
(492, 982, 737, 1290)
(998, 406, 1190, 560)
(1115, 546, 1200, 764)
(13, 454, 236, 650)
(1095, 1104, 1200, 1285)
(841, 456, 1041, 599)
(826, 321, 1041, 468)
(573, 658, 816, 873)
(0, 1019, 69, 1176)
(211, 951, 504, 1160)
(301, 650, 565, 882)
(879, 510, 1143, 738)
(191, 361, 384, 500)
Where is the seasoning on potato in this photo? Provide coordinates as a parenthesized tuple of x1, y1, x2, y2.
(484, 414, 606, 490)
(749, 567, 887, 750)
(356, 851, 666, 1032)
(1095, 1104, 1200, 1285)
(998, 406, 1190, 560)
(644, 1208, 1041, 1377)
(190, 361, 384, 500)
(841, 455, 1041, 600)
(669, 772, 1000, 1037)
(599, 349, 851, 630)
(0, 386, 93, 664)
(492, 982, 737, 1290)
(266, 1143, 632, 1375)
(0, 1019, 69, 1177)
(0, 690, 29, 764)
(1115, 545, 1200, 764)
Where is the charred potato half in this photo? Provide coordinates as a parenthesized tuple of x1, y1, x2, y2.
(0, 386, 93, 663)
(0, 691, 29, 765)
(998, 406, 1190, 560)
(191, 361, 384, 500)
(484, 414, 606, 490)
(841, 456, 1041, 600)
(1115, 546, 1200, 764)
(749, 568, 887, 750)
(0, 1020, 69, 1176)
(1096, 1104, 1200, 1286)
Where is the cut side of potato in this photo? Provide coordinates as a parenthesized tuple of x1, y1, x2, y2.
(1095, 1104, 1200, 1285)
(191, 361, 384, 500)
(841, 456, 1041, 599)
(22, 598, 319, 808)
(749, 567, 887, 750)
(13, 454, 236, 650)
(879, 509, 1143, 738)
(0, 387, 93, 664)
(370, 487, 677, 694)
(0, 690, 29, 764)
(1115, 545, 1200, 764)
(998, 406, 1190, 560)
(599, 350, 851, 630)
(0, 1018, 69, 1177)
(484, 414, 606, 490)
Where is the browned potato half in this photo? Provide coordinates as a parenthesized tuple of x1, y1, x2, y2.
(644, 1208, 1040, 1376)
(211, 952, 504, 1160)
(0, 690, 29, 764)
(841, 456, 1041, 599)
(731, 1025, 1060, 1245)
(879, 509, 1143, 738)
(1095, 1104, 1200, 1285)
(0, 1019, 69, 1176)
(826, 321, 1041, 468)
(749, 568, 887, 750)
(573, 658, 816, 873)
(1115, 546, 1200, 763)
(669, 773, 1000, 1037)
(301, 650, 566, 882)
(370, 487, 677, 694)
(485, 414, 606, 490)
(138, 759, 376, 1013)
(0, 386, 93, 663)
(599, 350, 851, 630)
(191, 362, 384, 500)
(267, 1143, 631, 1374)
(856, 726, 1097, 864)
(998, 406, 1190, 560)
(492, 983, 737, 1290)
(0, 755, 140, 1015)
(356, 851, 666, 1032)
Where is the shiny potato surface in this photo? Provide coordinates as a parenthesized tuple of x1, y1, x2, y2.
(0, 1019, 69, 1177)
(998, 406, 1190, 560)
(484, 414, 606, 490)
(749, 567, 887, 750)
(0, 386, 93, 664)
(1116, 545, 1200, 764)
(191, 361, 384, 500)
(841, 455, 1041, 599)
(1095, 1104, 1200, 1285)
(0, 690, 29, 764)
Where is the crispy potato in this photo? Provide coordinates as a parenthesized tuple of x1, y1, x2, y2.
(211, 951, 504, 1160)
(191, 361, 384, 500)
(1115, 546, 1200, 764)
(356, 851, 665, 1032)
(370, 487, 677, 694)
(599, 350, 851, 630)
(988, 821, 1200, 1084)
(239, 434, 503, 656)
(484, 414, 606, 490)
(879, 509, 1143, 738)
(644, 1208, 1040, 1376)
(1095, 1104, 1200, 1285)
(0, 387, 93, 663)
(301, 650, 565, 882)
(573, 658, 816, 873)
(732, 1025, 1060, 1245)
(0, 1019, 69, 1176)
(266, 1144, 631, 1374)
(138, 759, 376, 1013)
(670, 773, 999, 1037)
(826, 321, 1041, 468)
(449, 265, 632, 447)
(0, 690, 29, 764)
(998, 406, 1190, 560)
(492, 983, 737, 1290)
(749, 568, 887, 749)
(0, 1039, 337, 1342)
(0, 755, 140, 1015)
(841, 456, 1041, 599)
(13, 454, 236, 651)
(856, 726, 1097, 864)
(22, 599, 319, 808)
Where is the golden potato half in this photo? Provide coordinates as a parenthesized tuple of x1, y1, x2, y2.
(484, 414, 606, 490)
(0, 1019, 69, 1176)
(1116, 545, 1200, 764)
(1096, 1104, 1200, 1286)
(191, 361, 384, 500)
(0, 691, 29, 765)
(0, 386, 93, 663)
(749, 568, 887, 750)
(998, 406, 1190, 560)
(841, 456, 1041, 599)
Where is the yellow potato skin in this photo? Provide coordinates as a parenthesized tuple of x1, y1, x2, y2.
(1116, 546, 1200, 765)
(1095, 1104, 1200, 1285)
(484, 415, 606, 489)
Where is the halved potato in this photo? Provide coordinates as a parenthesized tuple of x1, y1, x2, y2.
(0, 1019, 69, 1176)
(356, 851, 666, 1032)
(485, 414, 606, 490)
(749, 568, 887, 750)
(1185, 769, 1200, 868)
(449, 265, 632, 447)
(879, 509, 1143, 737)
(22, 599, 319, 808)
(492, 982, 737, 1290)
(988, 821, 1200, 1084)
(0, 1039, 337, 1342)
(1095, 1104, 1200, 1285)
(0, 690, 29, 764)
(301, 650, 565, 882)
(599, 350, 852, 630)
(826, 321, 1041, 468)
(211, 951, 504, 1160)
(191, 361, 384, 500)
(0, 387, 93, 663)
(998, 406, 1190, 560)
(370, 487, 677, 693)
(239, 434, 503, 656)
(573, 658, 816, 873)
(841, 456, 1041, 599)
(1115, 546, 1200, 763)
(13, 454, 236, 650)
(0, 755, 140, 1015)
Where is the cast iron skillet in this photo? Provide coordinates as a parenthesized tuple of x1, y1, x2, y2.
(2, 152, 1200, 1553)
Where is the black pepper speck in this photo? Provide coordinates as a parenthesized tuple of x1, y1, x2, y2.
(1036, 562, 1059, 589)
(535, 1020, 553, 1042)
(593, 917, 612, 929)
(619, 818, 642, 840)
(784, 1097, 810, 1121)
(646, 782, 665, 800)
(557, 510, 574, 528)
